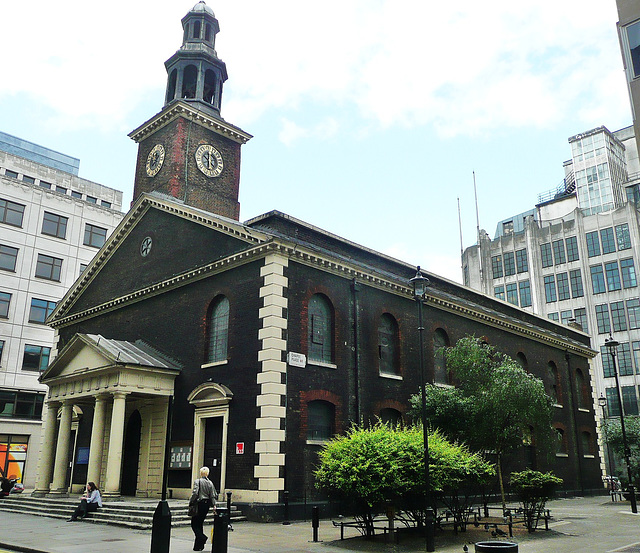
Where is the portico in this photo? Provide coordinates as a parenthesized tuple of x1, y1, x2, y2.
(33, 334, 180, 498)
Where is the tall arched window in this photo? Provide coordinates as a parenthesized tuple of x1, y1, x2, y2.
(548, 361, 562, 404)
(433, 329, 449, 385)
(307, 400, 334, 441)
(205, 23, 212, 42)
(207, 296, 229, 363)
(378, 313, 399, 375)
(193, 20, 201, 39)
(554, 425, 568, 455)
(181, 65, 198, 99)
(204, 69, 216, 104)
(166, 69, 177, 104)
(581, 430, 594, 456)
(516, 352, 528, 371)
(575, 369, 589, 409)
(308, 294, 332, 364)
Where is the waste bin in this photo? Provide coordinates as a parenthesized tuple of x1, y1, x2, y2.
(212, 507, 229, 553)
(475, 541, 518, 552)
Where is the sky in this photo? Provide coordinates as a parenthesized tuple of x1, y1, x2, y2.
(0, 0, 632, 283)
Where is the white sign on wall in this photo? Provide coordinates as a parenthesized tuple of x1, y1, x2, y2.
(287, 352, 307, 368)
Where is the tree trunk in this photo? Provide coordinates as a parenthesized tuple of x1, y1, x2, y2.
(497, 454, 507, 513)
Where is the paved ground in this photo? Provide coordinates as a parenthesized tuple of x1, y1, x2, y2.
(0, 496, 638, 553)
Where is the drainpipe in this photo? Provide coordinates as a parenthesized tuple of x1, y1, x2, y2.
(565, 352, 585, 495)
(351, 279, 361, 423)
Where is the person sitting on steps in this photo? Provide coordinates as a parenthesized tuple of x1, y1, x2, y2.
(67, 482, 102, 521)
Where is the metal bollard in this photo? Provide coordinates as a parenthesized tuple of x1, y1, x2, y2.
(312, 506, 319, 542)
(212, 507, 229, 553)
(283, 490, 290, 525)
(150, 500, 171, 553)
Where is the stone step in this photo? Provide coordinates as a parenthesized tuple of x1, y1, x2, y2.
(0, 495, 246, 529)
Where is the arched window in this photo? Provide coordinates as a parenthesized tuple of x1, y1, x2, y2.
(307, 400, 334, 441)
(308, 294, 333, 364)
(193, 20, 201, 39)
(581, 430, 594, 456)
(516, 352, 528, 371)
(206, 296, 229, 363)
(183, 24, 189, 43)
(204, 69, 216, 104)
(205, 23, 212, 42)
(433, 329, 449, 385)
(548, 361, 562, 405)
(378, 314, 399, 375)
(166, 69, 177, 104)
(554, 426, 568, 455)
(181, 65, 198, 99)
(575, 368, 590, 410)
(380, 408, 402, 427)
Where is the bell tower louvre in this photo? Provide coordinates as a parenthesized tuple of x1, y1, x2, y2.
(129, 1, 251, 220)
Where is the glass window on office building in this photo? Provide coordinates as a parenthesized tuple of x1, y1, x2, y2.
(620, 258, 637, 288)
(560, 310, 573, 325)
(569, 269, 584, 298)
(0, 291, 11, 318)
(602, 346, 615, 377)
(600, 227, 616, 254)
(494, 285, 505, 300)
(605, 261, 621, 291)
(503, 252, 516, 276)
(628, 299, 640, 330)
(515, 249, 528, 273)
(616, 223, 632, 250)
(506, 283, 518, 305)
(22, 344, 51, 372)
(623, 19, 640, 79)
(0, 245, 19, 272)
(491, 255, 503, 279)
(622, 386, 639, 416)
(552, 240, 566, 265)
(0, 198, 25, 227)
(540, 243, 553, 268)
(606, 387, 620, 416)
(595, 304, 611, 334)
(586, 231, 600, 257)
(633, 341, 640, 373)
(574, 308, 588, 333)
(611, 301, 628, 332)
(590, 265, 606, 294)
(566, 236, 579, 261)
(548, 312, 559, 321)
(556, 273, 570, 301)
(544, 275, 557, 302)
(619, 342, 634, 376)
(518, 280, 532, 307)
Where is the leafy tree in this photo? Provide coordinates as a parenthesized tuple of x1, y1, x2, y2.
(314, 423, 495, 536)
(510, 470, 562, 532)
(409, 336, 555, 510)
(603, 415, 640, 486)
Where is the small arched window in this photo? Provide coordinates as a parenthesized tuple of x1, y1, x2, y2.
(554, 426, 568, 455)
(378, 314, 399, 375)
(166, 69, 177, 104)
(516, 352, 528, 371)
(307, 400, 334, 441)
(433, 329, 449, 385)
(581, 430, 594, 456)
(548, 361, 562, 405)
(204, 70, 216, 104)
(380, 408, 402, 427)
(205, 23, 212, 42)
(308, 294, 333, 364)
(193, 20, 201, 39)
(181, 65, 198, 99)
(206, 296, 229, 363)
(576, 368, 589, 409)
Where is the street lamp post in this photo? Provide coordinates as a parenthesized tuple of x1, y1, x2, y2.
(604, 336, 638, 513)
(598, 394, 615, 483)
(410, 266, 435, 552)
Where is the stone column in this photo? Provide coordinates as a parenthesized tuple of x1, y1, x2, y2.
(32, 401, 60, 496)
(86, 394, 108, 487)
(104, 392, 128, 496)
(50, 401, 73, 495)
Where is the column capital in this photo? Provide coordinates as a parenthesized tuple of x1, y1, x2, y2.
(112, 391, 129, 401)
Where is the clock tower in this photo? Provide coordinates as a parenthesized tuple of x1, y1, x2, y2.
(129, 1, 251, 220)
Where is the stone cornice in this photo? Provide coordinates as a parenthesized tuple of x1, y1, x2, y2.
(128, 100, 252, 144)
(53, 237, 596, 359)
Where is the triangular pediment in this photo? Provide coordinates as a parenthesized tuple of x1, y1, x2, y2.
(49, 193, 270, 326)
(42, 335, 112, 381)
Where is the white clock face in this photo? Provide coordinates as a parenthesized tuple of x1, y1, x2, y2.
(140, 236, 153, 257)
(146, 144, 165, 177)
(195, 144, 223, 177)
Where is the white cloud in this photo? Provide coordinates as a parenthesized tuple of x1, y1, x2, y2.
(278, 117, 339, 146)
(0, 0, 628, 138)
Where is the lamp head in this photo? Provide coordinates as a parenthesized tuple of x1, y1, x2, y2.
(604, 335, 619, 355)
(410, 266, 430, 299)
(598, 394, 607, 408)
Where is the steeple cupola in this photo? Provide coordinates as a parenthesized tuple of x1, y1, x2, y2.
(164, 1, 228, 116)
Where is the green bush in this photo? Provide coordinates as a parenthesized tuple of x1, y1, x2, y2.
(510, 469, 562, 532)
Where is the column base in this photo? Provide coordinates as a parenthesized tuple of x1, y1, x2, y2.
(102, 491, 122, 499)
(30, 489, 50, 497)
(47, 489, 70, 497)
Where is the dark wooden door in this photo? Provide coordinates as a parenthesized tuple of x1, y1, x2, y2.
(204, 417, 223, 491)
(121, 410, 142, 496)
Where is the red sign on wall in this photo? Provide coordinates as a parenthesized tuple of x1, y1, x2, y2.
(236, 442, 244, 455)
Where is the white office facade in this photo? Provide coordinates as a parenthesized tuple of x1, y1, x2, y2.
(463, 125, 640, 476)
(0, 133, 124, 487)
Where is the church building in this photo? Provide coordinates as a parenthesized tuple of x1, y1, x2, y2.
(34, 2, 603, 519)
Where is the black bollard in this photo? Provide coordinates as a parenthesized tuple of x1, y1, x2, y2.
(212, 507, 229, 553)
(150, 500, 172, 553)
(283, 490, 290, 525)
(312, 506, 319, 542)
